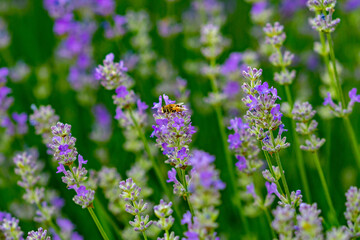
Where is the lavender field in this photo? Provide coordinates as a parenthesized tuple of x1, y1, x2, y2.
(1, 0, 360, 239)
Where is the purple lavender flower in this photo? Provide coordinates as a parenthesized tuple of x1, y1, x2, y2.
(345, 0, 360, 11)
(0, 212, 23, 239)
(228, 117, 262, 173)
(323, 88, 360, 117)
(157, 18, 182, 38)
(242, 67, 290, 154)
(90, 104, 112, 143)
(12, 112, 28, 135)
(184, 150, 224, 238)
(104, 15, 127, 39)
(151, 94, 196, 168)
(54, 13, 73, 35)
(344, 186, 360, 236)
(295, 203, 323, 239)
(26, 227, 51, 240)
(43, 0, 74, 18)
(0, 67, 9, 84)
(50, 122, 95, 208)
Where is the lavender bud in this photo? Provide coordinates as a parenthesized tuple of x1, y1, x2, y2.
(154, 200, 175, 231)
(309, 11, 340, 33)
(274, 69, 296, 85)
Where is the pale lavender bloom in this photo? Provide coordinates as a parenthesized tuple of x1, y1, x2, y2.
(157, 18, 182, 38)
(326, 228, 351, 240)
(119, 178, 153, 232)
(221, 52, 242, 75)
(295, 203, 323, 240)
(104, 15, 127, 39)
(309, 12, 340, 33)
(50, 122, 95, 208)
(94, 0, 115, 16)
(43, 0, 74, 19)
(251, 1, 267, 16)
(280, 0, 307, 17)
(323, 89, 360, 116)
(54, 13, 73, 35)
(12, 112, 28, 135)
(26, 227, 51, 240)
(9, 61, 30, 82)
(272, 205, 295, 238)
(153, 200, 176, 234)
(344, 186, 360, 237)
(90, 104, 112, 143)
(0, 67, 9, 84)
(95, 53, 129, 90)
(0, 18, 10, 48)
(0, 212, 23, 240)
(345, 0, 360, 11)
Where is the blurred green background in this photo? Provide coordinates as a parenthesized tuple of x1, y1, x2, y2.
(1, 0, 360, 239)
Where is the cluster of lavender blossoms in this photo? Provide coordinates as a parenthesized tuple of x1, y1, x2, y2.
(344, 186, 360, 237)
(241, 67, 289, 153)
(263, 22, 295, 85)
(50, 122, 95, 208)
(153, 200, 179, 240)
(0, 212, 52, 240)
(151, 94, 196, 169)
(292, 102, 326, 151)
(13, 151, 56, 223)
(228, 117, 262, 173)
(119, 178, 153, 235)
(307, 0, 340, 33)
(181, 150, 225, 239)
(323, 88, 360, 117)
(95, 53, 149, 153)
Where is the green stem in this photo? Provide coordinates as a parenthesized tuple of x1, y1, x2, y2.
(142, 232, 148, 240)
(318, 32, 337, 94)
(326, 33, 346, 106)
(264, 209, 276, 239)
(165, 230, 170, 240)
(343, 116, 360, 169)
(269, 132, 291, 202)
(312, 151, 339, 225)
(128, 108, 183, 228)
(94, 197, 123, 240)
(261, 143, 284, 196)
(88, 208, 110, 240)
(180, 169, 195, 216)
(208, 58, 250, 234)
(284, 85, 312, 203)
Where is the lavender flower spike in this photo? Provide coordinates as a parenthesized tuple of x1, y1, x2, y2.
(295, 203, 323, 240)
(119, 178, 153, 233)
(95, 53, 129, 90)
(151, 94, 196, 168)
(30, 105, 59, 146)
(26, 227, 51, 240)
(344, 186, 360, 237)
(154, 199, 179, 240)
(50, 122, 95, 209)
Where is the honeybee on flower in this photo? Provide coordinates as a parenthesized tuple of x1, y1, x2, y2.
(161, 103, 186, 114)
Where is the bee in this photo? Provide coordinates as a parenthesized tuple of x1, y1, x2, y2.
(161, 103, 186, 114)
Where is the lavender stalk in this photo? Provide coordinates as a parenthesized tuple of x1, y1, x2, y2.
(200, 23, 249, 232)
